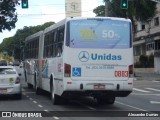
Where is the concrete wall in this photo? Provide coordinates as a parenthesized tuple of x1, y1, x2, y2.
(65, 0, 81, 17)
(134, 68, 155, 73)
(154, 57, 160, 73)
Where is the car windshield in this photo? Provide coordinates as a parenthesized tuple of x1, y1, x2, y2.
(0, 68, 17, 74)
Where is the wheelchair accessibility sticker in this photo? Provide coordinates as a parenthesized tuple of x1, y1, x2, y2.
(72, 67, 81, 77)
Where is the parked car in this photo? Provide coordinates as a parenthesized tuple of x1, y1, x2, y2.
(0, 66, 22, 99)
(13, 60, 20, 66)
(0, 60, 7, 66)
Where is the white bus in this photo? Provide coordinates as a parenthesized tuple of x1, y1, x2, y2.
(24, 31, 43, 89)
(24, 17, 134, 105)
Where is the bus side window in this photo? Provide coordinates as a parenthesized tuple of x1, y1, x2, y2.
(57, 47, 61, 57)
(56, 42, 63, 57)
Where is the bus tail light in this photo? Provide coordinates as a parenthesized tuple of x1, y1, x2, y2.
(64, 63, 71, 77)
(129, 65, 134, 77)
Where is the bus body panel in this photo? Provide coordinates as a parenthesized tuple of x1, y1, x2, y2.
(24, 31, 43, 87)
(63, 47, 133, 80)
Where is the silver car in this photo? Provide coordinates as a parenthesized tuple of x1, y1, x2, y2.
(0, 66, 22, 99)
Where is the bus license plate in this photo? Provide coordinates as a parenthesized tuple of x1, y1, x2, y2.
(94, 84, 105, 89)
(0, 88, 7, 94)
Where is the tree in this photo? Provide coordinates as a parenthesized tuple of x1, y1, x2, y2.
(94, 0, 156, 22)
(0, 21, 55, 60)
(93, 5, 105, 17)
(0, 0, 19, 32)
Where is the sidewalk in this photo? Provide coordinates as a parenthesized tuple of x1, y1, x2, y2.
(135, 72, 160, 81)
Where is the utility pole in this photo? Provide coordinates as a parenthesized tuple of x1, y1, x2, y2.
(105, 1, 108, 16)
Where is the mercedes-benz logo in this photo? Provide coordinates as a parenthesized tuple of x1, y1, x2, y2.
(78, 51, 89, 62)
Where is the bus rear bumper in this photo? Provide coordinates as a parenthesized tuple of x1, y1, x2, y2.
(62, 90, 132, 98)
(62, 78, 133, 97)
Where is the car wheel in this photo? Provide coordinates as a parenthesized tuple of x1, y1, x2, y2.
(15, 93, 22, 99)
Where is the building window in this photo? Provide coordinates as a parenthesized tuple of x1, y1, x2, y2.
(146, 42, 155, 51)
(154, 17, 159, 26)
(155, 40, 160, 50)
(141, 24, 145, 30)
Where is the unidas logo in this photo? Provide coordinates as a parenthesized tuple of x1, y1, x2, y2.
(78, 52, 122, 62)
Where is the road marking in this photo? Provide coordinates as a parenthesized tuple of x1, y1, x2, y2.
(72, 101, 96, 110)
(53, 116, 60, 120)
(131, 93, 160, 96)
(115, 101, 147, 111)
(133, 88, 150, 93)
(33, 101, 37, 104)
(22, 88, 26, 92)
(29, 98, 33, 100)
(150, 101, 160, 104)
(153, 80, 160, 82)
(146, 88, 160, 92)
(38, 105, 43, 108)
(44, 109, 49, 112)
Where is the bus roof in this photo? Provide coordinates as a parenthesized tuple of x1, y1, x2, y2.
(43, 17, 131, 34)
(25, 31, 43, 42)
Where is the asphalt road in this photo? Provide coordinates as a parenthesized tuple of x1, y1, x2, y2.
(0, 67, 160, 120)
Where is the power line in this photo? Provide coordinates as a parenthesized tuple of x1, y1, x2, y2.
(17, 10, 94, 17)
(17, 0, 104, 7)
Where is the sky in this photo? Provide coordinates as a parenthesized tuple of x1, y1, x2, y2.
(0, 0, 104, 44)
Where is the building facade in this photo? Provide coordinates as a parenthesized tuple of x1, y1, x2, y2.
(134, 4, 160, 73)
(65, 0, 81, 17)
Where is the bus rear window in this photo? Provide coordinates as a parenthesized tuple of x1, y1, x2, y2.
(66, 19, 131, 49)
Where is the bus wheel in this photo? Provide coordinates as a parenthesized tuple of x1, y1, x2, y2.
(51, 87, 66, 105)
(27, 83, 33, 89)
(36, 86, 41, 95)
(51, 84, 61, 105)
(24, 71, 27, 82)
(35, 81, 41, 95)
(97, 98, 106, 105)
(106, 97, 115, 104)
(97, 97, 115, 105)
(53, 94, 61, 105)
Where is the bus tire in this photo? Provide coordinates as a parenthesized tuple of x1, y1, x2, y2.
(35, 86, 41, 95)
(97, 97, 115, 105)
(50, 83, 64, 105)
(53, 94, 61, 105)
(24, 71, 27, 82)
(106, 97, 115, 104)
(27, 83, 33, 89)
(35, 80, 42, 95)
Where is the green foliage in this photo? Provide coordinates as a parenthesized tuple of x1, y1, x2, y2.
(0, 0, 19, 32)
(135, 54, 154, 68)
(0, 52, 14, 63)
(139, 55, 148, 67)
(95, 0, 156, 22)
(0, 21, 55, 60)
(148, 54, 154, 67)
(93, 5, 105, 17)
